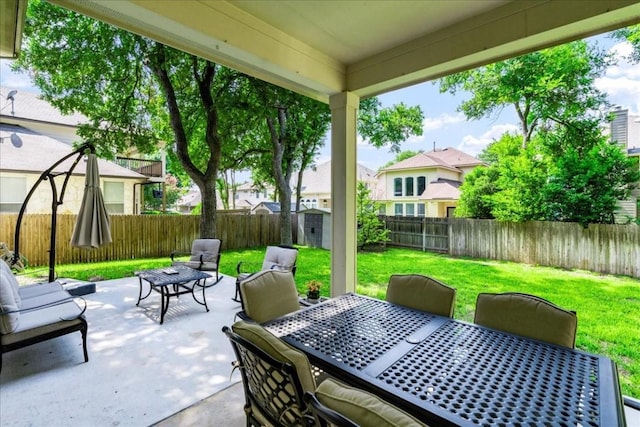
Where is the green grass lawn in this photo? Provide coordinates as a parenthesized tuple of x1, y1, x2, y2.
(35, 246, 640, 397)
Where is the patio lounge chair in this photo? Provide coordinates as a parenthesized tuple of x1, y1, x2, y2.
(474, 292, 577, 348)
(233, 245, 298, 304)
(305, 378, 428, 427)
(385, 274, 456, 317)
(0, 260, 88, 372)
(171, 238, 222, 283)
(223, 320, 317, 426)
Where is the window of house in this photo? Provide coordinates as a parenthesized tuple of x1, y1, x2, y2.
(406, 203, 415, 216)
(0, 176, 26, 213)
(104, 181, 125, 214)
(417, 176, 426, 195)
(417, 203, 425, 216)
(394, 178, 402, 196)
(405, 177, 414, 196)
(394, 203, 403, 216)
(378, 204, 386, 215)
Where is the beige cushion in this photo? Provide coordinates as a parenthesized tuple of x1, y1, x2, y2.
(190, 239, 220, 263)
(262, 246, 297, 272)
(386, 274, 456, 317)
(474, 292, 577, 348)
(315, 378, 427, 427)
(231, 320, 316, 393)
(240, 270, 300, 323)
(0, 259, 21, 307)
(0, 265, 20, 334)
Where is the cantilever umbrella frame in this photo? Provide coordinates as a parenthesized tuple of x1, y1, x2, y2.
(12, 142, 97, 282)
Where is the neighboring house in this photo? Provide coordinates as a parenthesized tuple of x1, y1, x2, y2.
(610, 108, 640, 222)
(0, 124, 147, 214)
(0, 87, 86, 144)
(0, 87, 160, 214)
(375, 147, 484, 218)
(298, 161, 377, 210)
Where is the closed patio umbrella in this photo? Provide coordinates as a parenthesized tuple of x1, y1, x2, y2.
(70, 153, 112, 248)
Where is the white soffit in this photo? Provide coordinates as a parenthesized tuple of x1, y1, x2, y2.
(49, 0, 640, 102)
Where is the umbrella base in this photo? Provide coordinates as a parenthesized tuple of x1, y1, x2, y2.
(59, 279, 96, 296)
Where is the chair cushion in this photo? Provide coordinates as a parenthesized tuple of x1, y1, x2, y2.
(0, 259, 21, 307)
(315, 378, 427, 427)
(474, 292, 577, 348)
(240, 270, 300, 323)
(262, 246, 297, 271)
(0, 265, 20, 334)
(1, 301, 84, 346)
(190, 239, 220, 263)
(17, 281, 64, 299)
(232, 320, 316, 393)
(386, 274, 456, 317)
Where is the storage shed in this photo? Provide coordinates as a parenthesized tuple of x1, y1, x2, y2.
(297, 208, 331, 250)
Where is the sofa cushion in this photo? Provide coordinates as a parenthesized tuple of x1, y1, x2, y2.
(20, 291, 73, 311)
(18, 281, 64, 299)
(232, 320, 316, 393)
(315, 378, 427, 427)
(1, 300, 84, 346)
(0, 266, 20, 334)
(0, 259, 21, 307)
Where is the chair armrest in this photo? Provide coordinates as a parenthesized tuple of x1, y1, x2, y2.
(170, 250, 190, 262)
(237, 261, 260, 275)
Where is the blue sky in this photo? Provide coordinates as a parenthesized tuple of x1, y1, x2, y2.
(2, 32, 638, 174)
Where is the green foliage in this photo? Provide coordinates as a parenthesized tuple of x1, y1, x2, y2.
(455, 167, 498, 218)
(143, 174, 183, 211)
(356, 181, 390, 248)
(358, 98, 424, 153)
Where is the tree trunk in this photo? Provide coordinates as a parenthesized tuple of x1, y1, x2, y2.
(200, 181, 217, 238)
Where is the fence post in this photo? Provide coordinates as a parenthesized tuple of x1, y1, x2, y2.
(422, 217, 426, 252)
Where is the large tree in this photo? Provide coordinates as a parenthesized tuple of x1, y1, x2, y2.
(440, 40, 639, 225)
(438, 41, 610, 148)
(13, 0, 256, 237)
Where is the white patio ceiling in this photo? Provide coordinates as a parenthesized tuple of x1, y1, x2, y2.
(44, 0, 640, 102)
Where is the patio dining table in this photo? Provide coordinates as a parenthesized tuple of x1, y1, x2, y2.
(264, 293, 626, 426)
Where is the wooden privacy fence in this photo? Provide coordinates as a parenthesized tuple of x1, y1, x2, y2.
(0, 213, 293, 267)
(382, 216, 449, 252)
(449, 219, 640, 278)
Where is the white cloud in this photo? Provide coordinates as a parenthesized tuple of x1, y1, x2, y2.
(0, 59, 35, 91)
(423, 112, 465, 132)
(456, 124, 519, 156)
(595, 41, 640, 114)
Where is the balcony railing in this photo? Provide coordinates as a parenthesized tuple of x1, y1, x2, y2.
(115, 157, 163, 178)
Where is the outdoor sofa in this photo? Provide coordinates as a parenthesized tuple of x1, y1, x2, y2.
(0, 260, 88, 371)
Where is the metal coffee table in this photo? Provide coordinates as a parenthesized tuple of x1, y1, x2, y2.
(136, 265, 212, 324)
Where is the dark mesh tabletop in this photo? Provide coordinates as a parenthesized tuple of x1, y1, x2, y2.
(379, 321, 604, 426)
(265, 294, 624, 426)
(136, 265, 209, 286)
(267, 293, 439, 371)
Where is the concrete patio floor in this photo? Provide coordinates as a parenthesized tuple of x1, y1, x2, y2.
(0, 273, 245, 427)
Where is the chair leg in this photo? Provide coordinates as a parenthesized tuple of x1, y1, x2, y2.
(232, 279, 242, 303)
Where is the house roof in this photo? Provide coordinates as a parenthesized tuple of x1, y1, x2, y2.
(421, 178, 462, 200)
(0, 124, 146, 179)
(252, 201, 297, 213)
(0, 87, 88, 127)
(381, 147, 483, 174)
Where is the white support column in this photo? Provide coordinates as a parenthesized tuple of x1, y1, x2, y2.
(329, 92, 359, 296)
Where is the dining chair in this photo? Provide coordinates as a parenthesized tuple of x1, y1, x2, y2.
(474, 292, 578, 348)
(170, 238, 222, 283)
(305, 378, 428, 427)
(385, 274, 456, 317)
(223, 321, 317, 427)
(238, 269, 301, 323)
(233, 245, 299, 304)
